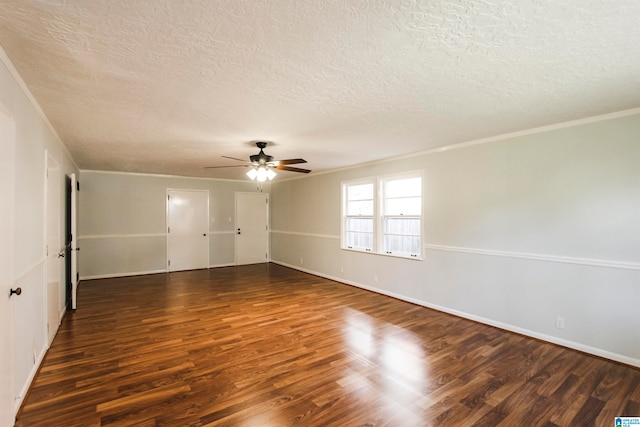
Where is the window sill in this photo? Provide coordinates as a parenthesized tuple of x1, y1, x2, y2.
(341, 247, 423, 261)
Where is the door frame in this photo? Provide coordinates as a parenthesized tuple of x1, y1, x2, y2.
(44, 151, 61, 344)
(0, 104, 16, 426)
(235, 192, 270, 265)
(166, 188, 210, 272)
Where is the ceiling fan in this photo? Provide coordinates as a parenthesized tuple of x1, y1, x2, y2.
(206, 142, 311, 181)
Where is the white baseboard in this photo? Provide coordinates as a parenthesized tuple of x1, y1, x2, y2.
(80, 269, 167, 281)
(13, 345, 47, 417)
(271, 260, 640, 369)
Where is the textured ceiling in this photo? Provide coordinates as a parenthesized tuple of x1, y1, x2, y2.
(1, 0, 639, 179)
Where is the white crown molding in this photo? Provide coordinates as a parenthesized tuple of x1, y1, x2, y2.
(276, 107, 640, 183)
(0, 46, 79, 171)
(79, 168, 250, 183)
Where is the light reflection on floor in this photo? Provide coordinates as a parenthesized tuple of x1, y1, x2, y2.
(341, 307, 429, 423)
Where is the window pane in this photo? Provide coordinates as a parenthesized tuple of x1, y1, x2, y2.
(346, 231, 373, 249)
(384, 197, 421, 215)
(347, 199, 373, 216)
(384, 177, 421, 198)
(384, 217, 420, 235)
(384, 235, 421, 255)
(346, 217, 373, 232)
(347, 183, 373, 200)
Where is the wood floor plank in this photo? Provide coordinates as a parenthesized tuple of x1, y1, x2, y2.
(15, 263, 640, 426)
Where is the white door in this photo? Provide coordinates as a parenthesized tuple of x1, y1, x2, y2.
(167, 189, 209, 272)
(70, 173, 78, 310)
(236, 192, 269, 265)
(0, 106, 16, 425)
(46, 154, 61, 343)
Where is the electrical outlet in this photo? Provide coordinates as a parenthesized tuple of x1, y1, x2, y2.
(373, 274, 378, 282)
(300, 258, 303, 265)
(340, 266, 344, 273)
(555, 317, 565, 329)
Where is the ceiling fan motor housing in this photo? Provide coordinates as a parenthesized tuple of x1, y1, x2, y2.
(250, 142, 274, 164)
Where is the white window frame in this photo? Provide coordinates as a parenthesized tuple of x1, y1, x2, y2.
(341, 177, 376, 253)
(341, 170, 423, 260)
(378, 171, 423, 259)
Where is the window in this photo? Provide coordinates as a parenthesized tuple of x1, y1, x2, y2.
(341, 171, 422, 259)
(381, 175, 422, 258)
(343, 180, 374, 251)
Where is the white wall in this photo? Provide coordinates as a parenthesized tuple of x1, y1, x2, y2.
(270, 111, 640, 367)
(78, 170, 268, 279)
(0, 48, 79, 416)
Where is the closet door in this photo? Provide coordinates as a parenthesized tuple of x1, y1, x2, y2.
(167, 189, 210, 272)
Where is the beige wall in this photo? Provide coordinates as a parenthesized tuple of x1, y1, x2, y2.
(78, 171, 267, 278)
(270, 112, 640, 367)
(1, 48, 79, 416)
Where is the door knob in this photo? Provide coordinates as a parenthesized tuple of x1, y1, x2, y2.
(10, 287, 22, 297)
(58, 251, 65, 258)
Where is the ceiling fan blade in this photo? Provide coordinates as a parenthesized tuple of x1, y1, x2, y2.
(275, 158, 307, 165)
(221, 155, 248, 162)
(204, 164, 249, 169)
(276, 165, 311, 173)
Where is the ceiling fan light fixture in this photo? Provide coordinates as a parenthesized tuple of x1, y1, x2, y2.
(247, 166, 276, 182)
(266, 168, 276, 181)
(246, 168, 258, 180)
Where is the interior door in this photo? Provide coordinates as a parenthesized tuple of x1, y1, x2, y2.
(64, 174, 78, 310)
(0, 106, 16, 426)
(70, 173, 78, 309)
(236, 192, 269, 265)
(64, 176, 71, 309)
(167, 189, 209, 272)
(46, 154, 61, 344)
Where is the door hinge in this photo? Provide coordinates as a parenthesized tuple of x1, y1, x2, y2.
(168, 195, 170, 200)
(168, 260, 171, 267)
(46, 245, 48, 256)
(76, 181, 80, 191)
(167, 227, 170, 233)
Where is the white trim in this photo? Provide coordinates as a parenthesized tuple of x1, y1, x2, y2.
(0, 46, 79, 171)
(209, 263, 235, 268)
(271, 260, 640, 368)
(270, 230, 340, 240)
(13, 258, 46, 283)
(13, 345, 47, 414)
(78, 233, 166, 239)
(80, 168, 249, 183)
(80, 269, 167, 281)
(78, 231, 235, 239)
(276, 107, 640, 183)
(424, 244, 640, 271)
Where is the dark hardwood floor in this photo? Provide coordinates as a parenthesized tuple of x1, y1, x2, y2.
(16, 263, 640, 426)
